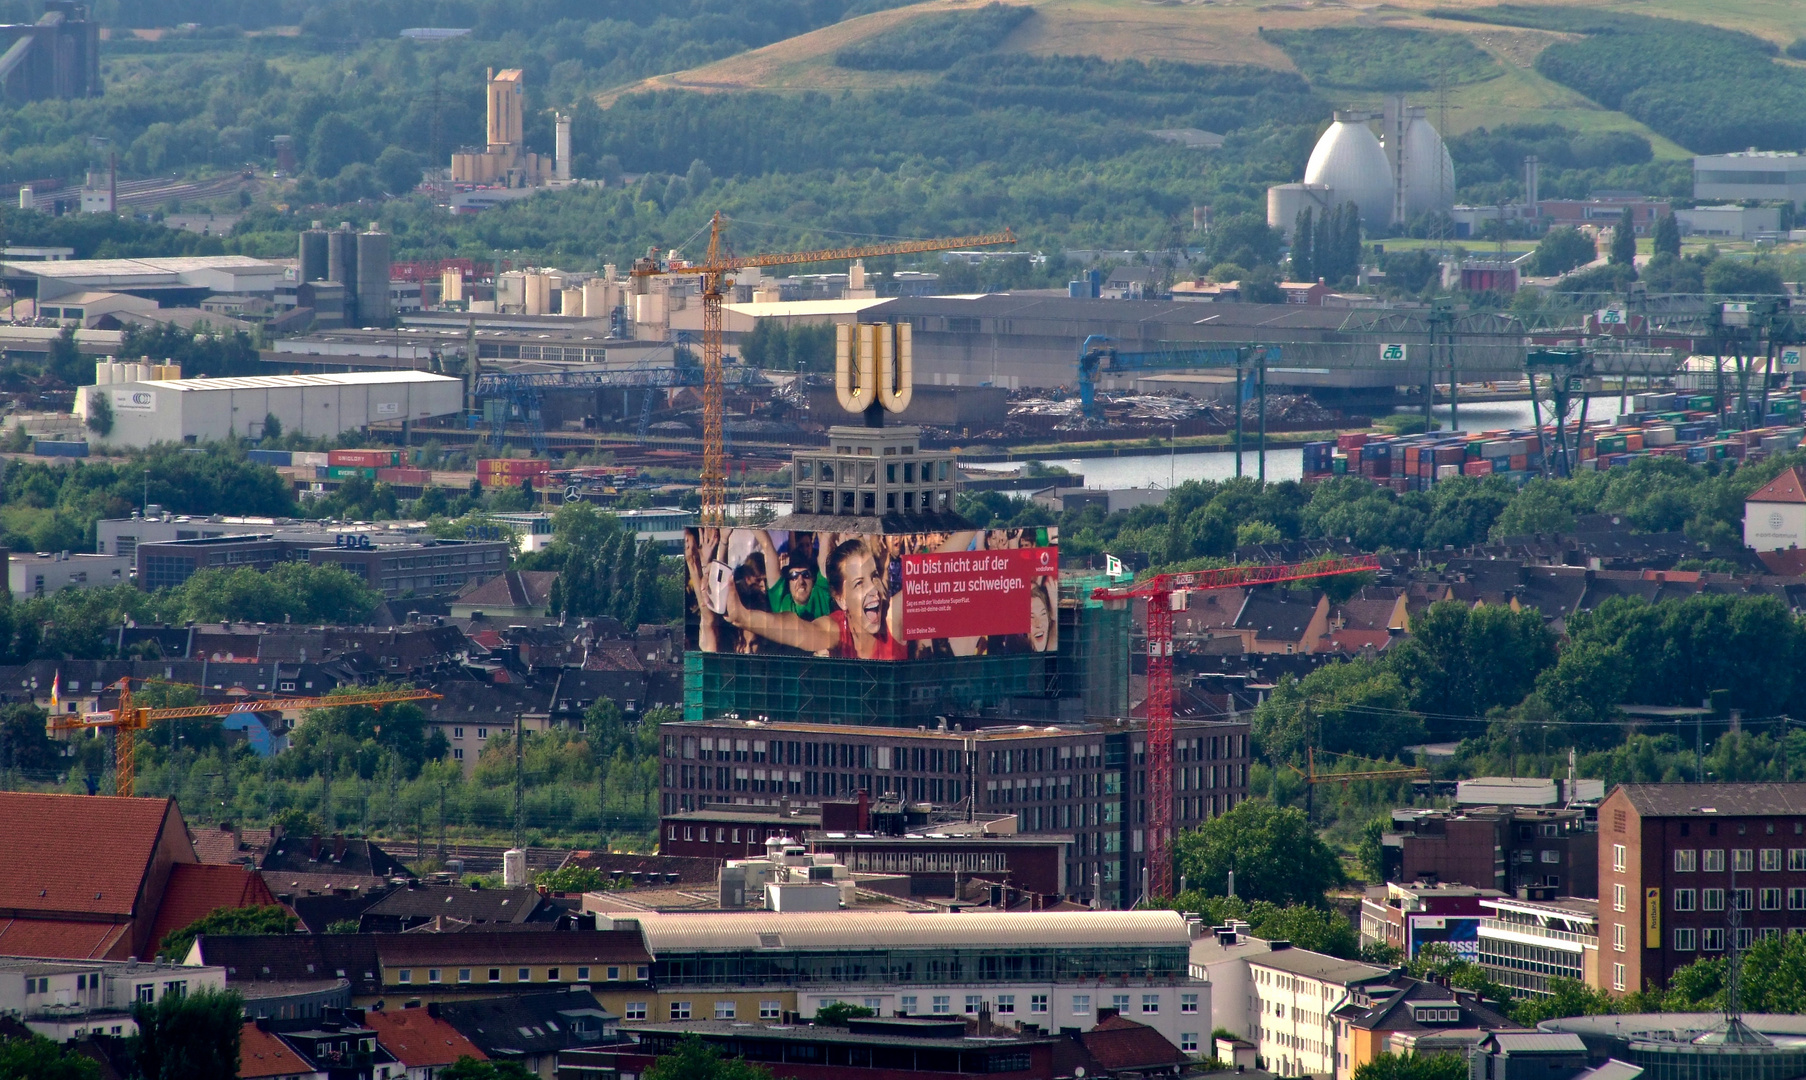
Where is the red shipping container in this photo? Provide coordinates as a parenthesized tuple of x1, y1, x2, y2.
(377, 467, 431, 484)
(1463, 459, 1493, 476)
(1337, 433, 1368, 451)
(1509, 454, 1529, 470)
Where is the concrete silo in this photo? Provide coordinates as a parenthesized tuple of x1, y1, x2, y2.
(355, 225, 391, 326)
(1303, 111, 1395, 229)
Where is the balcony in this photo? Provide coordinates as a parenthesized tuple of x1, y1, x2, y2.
(1477, 917, 1596, 949)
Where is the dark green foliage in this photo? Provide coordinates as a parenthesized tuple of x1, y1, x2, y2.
(1208, 213, 1286, 274)
(1353, 1053, 1470, 1080)
(1444, 7, 1806, 152)
(1379, 249, 1440, 295)
(439, 1059, 540, 1080)
(86, 390, 114, 437)
(813, 1002, 876, 1023)
(1171, 800, 1344, 905)
(175, 562, 382, 625)
(46, 327, 85, 387)
(1527, 226, 1595, 276)
(1153, 892, 1360, 957)
(1791, 39, 1806, 61)
(1651, 212, 1680, 259)
(1388, 601, 1558, 737)
(1609, 206, 1636, 268)
(740, 321, 834, 371)
(120, 324, 262, 379)
(1262, 26, 1502, 91)
(1311, 202, 1363, 283)
(130, 986, 242, 1080)
(0, 702, 55, 775)
(548, 503, 666, 626)
(0, 1033, 100, 1080)
(1291, 208, 1315, 283)
(157, 904, 295, 962)
(1703, 258, 1786, 296)
(835, 3, 1033, 71)
(643, 1036, 774, 1080)
(284, 684, 443, 782)
(1252, 657, 1424, 764)
(535, 865, 606, 893)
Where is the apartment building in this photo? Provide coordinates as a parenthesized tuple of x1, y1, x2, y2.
(1597, 783, 1806, 995)
(1248, 945, 1390, 1078)
(1475, 893, 1600, 997)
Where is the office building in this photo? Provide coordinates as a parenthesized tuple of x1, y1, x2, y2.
(1693, 151, 1806, 206)
(1383, 805, 1598, 897)
(8, 551, 129, 597)
(1475, 893, 1600, 998)
(133, 534, 510, 597)
(0, 955, 229, 1040)
(1596, 783, 1806, 995)
(596, 910, 1204, 1049)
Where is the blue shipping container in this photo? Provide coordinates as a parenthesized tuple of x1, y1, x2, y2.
(33, 440, 88, 458)
(247, 449, 293, 467)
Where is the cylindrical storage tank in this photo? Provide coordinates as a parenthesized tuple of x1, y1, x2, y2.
(327, 226, 356, 292)
(524, 272, 547, 316)
(1304, 111, 1396, 230)
(356, 229, 391, 326)
(502, 848, 527, 887)
(1267, 182, 1335, 239)
(582, 279, 608, 317)
(299, 227, 330, 283)
(134, 362, 153, 382)
(111, 361, 128, 384)
(561, 287, 583, 317)
(94, 360, 112, 385)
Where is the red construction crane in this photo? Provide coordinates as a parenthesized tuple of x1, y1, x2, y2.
(1092, 553, 1382, 900)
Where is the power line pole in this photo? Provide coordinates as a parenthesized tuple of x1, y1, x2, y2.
(513, 714, 525, 850)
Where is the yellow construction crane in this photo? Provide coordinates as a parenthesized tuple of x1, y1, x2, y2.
(1291, 747, 1431, 787)
(631, 212, 1018, 524)
(49, 680, 441, 798)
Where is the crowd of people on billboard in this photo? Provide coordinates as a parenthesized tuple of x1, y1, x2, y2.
(685, 526, 1059, 661)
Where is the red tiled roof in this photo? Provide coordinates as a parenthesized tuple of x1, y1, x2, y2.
(1759, 549, 1806, 576)
(189, 825, 273, 866)
(1081, 1014, 1190, 1071)
(1748, 466, 1806, 505)
(238, 1022, 312, 1079)
(364, 1007, 488, 1068)
(1325, 629, 1394, 653)
(150, 863, 281, 955)
(0, 793, 182, 917)
(0, 917, 130, 960)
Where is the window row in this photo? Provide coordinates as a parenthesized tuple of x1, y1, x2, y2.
(1673, 849, 1806, 873)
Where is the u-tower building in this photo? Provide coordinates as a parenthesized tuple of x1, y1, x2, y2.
(660, 321, 1250, 908)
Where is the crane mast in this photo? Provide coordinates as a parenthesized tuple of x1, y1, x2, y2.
(49, 680, 441, 797)
(1093, 554, 1383, 900)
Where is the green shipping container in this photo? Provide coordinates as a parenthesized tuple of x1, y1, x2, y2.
(328, 465, 378, 480)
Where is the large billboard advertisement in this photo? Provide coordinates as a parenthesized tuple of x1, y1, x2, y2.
(685, 527, 1058, 660)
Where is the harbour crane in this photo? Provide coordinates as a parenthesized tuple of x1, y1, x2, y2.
(631, 212, 1017, 524)
(48, 680, 441, 798)
(1093, 553, 1383, 900)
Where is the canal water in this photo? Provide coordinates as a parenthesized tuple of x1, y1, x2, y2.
(969, 397, 1628, 489)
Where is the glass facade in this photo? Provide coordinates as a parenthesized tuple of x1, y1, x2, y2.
(684, 596, 1129, 725)
(654, 945, 1189, 987)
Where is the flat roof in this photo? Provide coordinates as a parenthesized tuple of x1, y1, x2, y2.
(725, 299, 888, 318)
(143, 370, 461, 392)
(626, 910, 1190, 954)
(620, 1019, 1051, 1051)
(1249, 947, 1390, 984)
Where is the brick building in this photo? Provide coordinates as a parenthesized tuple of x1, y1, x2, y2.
(1597, 783, 1806, 995)
(1384, 805, 1597, 898)
(659, 716, 1251, 909)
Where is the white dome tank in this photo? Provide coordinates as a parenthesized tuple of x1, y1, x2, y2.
(1399, 112, 1456, 219)
(1304, 111, 1395, 229)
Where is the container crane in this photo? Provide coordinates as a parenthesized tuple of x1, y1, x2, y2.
(1093, 553, 1382, 900)
(631, 212, 1017, 524)
(48, 680, 441, 798)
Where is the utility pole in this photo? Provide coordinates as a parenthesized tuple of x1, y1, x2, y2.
(437, 778, 448, 862)
(320, 747, 332, 832)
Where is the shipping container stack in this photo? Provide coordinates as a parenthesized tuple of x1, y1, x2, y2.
(1302, 389, 1806, 491)
(477, 458, 551, 487)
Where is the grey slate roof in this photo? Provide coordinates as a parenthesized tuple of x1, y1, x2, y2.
(1615, 783, 1806, 817)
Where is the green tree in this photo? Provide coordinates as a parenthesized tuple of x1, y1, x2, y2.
(0, 1033, 100, 1080)
(1386, 601, 1557, 733)
(1704, 258, 1785, 295)
(130, 986, 243, 1080)
(1652, 211, 1681, 259)
(375, 146, 425, 194)
(158, 905, 295, 962)
(535, 865, 606, 893)
(1291, 208, 1314, 283)
(1528, 227, 1596, 277)
(1171, 801, 1343, 905)
(1356, 814, 1388, 882)
(86, 390, 113, 437)
(440, 1060, 538, 1080)
(1609, 206, 1637, 269)
(1353, 1052, 1469, 1080)
(814, 1002, 876, 1024)
(643, 1036, 774, 1080)
(1508, 976, 1623, 1024)
(261, 413, 281, 440)
(1250, 657, 1422, 765)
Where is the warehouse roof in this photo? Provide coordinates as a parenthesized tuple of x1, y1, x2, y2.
(143, 370, 461, 392)
(622, 910, 1190, 954)
(1614, 783, 1806, 817)
(1249, 946, 1390, 984)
